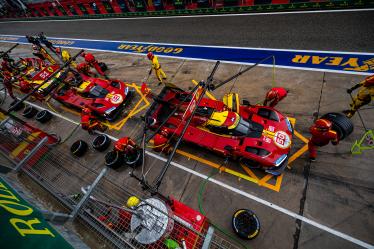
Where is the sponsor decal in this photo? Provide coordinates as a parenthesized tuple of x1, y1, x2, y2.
(110, 94, 123, 104)
(273, 131, 291, 149)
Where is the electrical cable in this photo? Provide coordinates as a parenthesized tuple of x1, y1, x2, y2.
(198, 167, 250, 249)
(59, 123, 80, 144)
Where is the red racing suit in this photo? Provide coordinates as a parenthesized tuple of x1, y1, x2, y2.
(114, 137, 137, 156)
(83, 53, 106, 76)
(2, 71, 15, 99)
(308, 125, 339, 159)
(81, 112, 105, 133)
(264, 87, 288, 108)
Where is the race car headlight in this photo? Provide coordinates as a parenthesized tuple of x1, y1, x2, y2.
(286, 118, 293, 133)
(274, 154, 287, 167)
(124, 86, 129, 95)
(105, 107, 116, 115)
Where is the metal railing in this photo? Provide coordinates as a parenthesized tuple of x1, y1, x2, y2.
(0, 113, 242, 249)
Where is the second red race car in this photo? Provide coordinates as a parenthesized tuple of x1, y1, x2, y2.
(147, 85, 293, 176)
(54, 72, 133, 121)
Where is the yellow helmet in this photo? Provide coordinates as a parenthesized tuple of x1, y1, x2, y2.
(126, 196, 140, 208)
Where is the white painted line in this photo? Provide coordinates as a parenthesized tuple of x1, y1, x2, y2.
(17, 100, 374, 249)
(0, 8, 373, 24)
(0, 38, 372, 76)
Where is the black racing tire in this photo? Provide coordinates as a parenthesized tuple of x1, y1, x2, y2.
(23, 106, 38, 118)
(10, 100, 25, 112)
(35, 110, 53, 123)
(124, 149, 143, 168)
(105, 151, 124, 169)
(70, 140, 88, 157)
(92, 134, 111, 152)
(232, 209, 260, 240)
(321, 112, 354, 140)
(98, 62, 108, 72)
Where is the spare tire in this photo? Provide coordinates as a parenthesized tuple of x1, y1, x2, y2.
(70, 140, 88, 157)
(36, 110, 53, 123)
(10, 100, 25, 112)
(232, 209, 260, 240)
(92, 134, 111, 151)
(321, 112, 354, 140)
(124, 149, 143, 168)
(23, 106, 38, 118)
(105, 151, 124, 169)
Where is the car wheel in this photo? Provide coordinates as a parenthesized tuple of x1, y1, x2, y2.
(23, 106, 38, 118)
(92, 134, 111, 152)
(70, 140, 88, 157)
(35, 110, 53, 123)
(232, 209, 260, 240)
(320, 112, 354, 140)
(124, 149, 143, 168)
(105, 151, 124, 169)
(99, 62, 108, 72)
(10, 100, 25, 111)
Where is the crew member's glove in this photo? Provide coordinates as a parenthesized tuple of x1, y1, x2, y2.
(347, 88, 353, 94)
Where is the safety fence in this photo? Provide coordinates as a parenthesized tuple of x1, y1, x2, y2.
(0, 113, 243, 249)
(1, 0, 373, 20)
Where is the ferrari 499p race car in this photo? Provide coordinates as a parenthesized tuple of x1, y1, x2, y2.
(147, 86, 294, 176)
(54, 73, 133, 121)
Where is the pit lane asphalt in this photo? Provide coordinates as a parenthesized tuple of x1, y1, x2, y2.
(0, 10, 373, 52)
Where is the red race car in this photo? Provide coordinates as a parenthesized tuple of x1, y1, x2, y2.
(54, 73, 133, 121)
(147, 86, 293, 176)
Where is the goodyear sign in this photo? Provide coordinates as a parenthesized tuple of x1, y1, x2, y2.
(0, 34, 373, 75)
(0, 177, 73, 249)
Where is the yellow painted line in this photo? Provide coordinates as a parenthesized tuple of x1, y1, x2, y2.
(288, 117, 296, 126)
(10, 132, 41, 159)
(258, 174, 274, 186)
(61, 105, 81, 116)
(176, 149, 259, 184)
(108, 83, 150, 131)
(240, 163, 259, 181)
(191, 79, 216, 100)
(287, 144, 309, 168)
(294, 130, 309, 144)
(261, 174, 284, 192)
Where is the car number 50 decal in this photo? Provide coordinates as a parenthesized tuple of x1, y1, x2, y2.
(110, 94, 123, 104)
(273, 131, 291, 149)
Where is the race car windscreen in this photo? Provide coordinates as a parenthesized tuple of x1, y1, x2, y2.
(89, 85, 109, 98)
(233, 118, 263, 138)
(233, 118, 250, 136)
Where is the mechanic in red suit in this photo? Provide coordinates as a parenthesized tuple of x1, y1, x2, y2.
(263, 87, 288, 108)
(81, 52, 107, 78)
(1, 54, 16, 74)
(153, 128, 172, 154)
(80, 107, 106, 134)
(76, 62, 95, 77)
(1, 71, 16, 99)
(308, 119, 339, 162)
(114, 137, 138, 156)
